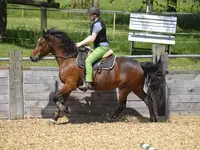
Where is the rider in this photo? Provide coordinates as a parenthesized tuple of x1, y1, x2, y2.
(76, 6, 110, 91)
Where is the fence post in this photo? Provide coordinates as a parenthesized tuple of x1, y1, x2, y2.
(40, 7, 47, 30)
(161, 52, 169, 117)
(113, 13, 116, 39)
(152, 44, 168, 117)
(9, 50, 24, 120)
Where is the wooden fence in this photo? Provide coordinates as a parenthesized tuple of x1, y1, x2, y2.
(0, 70, 9, 119)
(23, 69, 149, 120)
(167, 71, 200, 116)
(0, 51, 200, 120)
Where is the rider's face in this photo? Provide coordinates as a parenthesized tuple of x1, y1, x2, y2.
(88, 14, 96, 21)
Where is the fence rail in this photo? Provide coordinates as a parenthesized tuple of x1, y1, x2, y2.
(7, 6, 200, 15)
(1, 54, 200, 61)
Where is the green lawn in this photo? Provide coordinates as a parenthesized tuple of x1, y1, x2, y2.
(1, 4, 200, 70)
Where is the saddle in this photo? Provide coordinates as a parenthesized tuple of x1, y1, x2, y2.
(76, 48, 116, 70)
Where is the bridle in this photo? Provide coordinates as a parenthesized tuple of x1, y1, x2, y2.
(42, 36, 75, 60)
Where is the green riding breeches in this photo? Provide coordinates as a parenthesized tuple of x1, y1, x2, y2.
(85, 46, 109, 82)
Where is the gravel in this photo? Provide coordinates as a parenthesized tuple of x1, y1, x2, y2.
(0, 116, 200, 150)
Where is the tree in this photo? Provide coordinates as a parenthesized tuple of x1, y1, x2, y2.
(166, 0, 177, 12)
(0, 0, 60, 42)
(0, 0, 7, 42)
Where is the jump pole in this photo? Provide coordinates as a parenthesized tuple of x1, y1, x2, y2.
(140, 143, 157, 150)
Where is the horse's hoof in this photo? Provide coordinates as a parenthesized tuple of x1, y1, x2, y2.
(150, 117, 158, 122)
(48, 119, 57, 125)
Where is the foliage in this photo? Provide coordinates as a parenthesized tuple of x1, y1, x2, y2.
(107, 0, 115, 3)
(47, 0, 56, 3)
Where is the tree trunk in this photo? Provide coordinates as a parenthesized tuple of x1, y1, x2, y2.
(0, 0, 7, 42)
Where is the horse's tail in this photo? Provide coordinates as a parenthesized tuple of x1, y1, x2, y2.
(140, 60, 166, 115)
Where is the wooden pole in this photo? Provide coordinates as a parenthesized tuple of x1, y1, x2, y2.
(40, 7, 47, 30)
(9, 50, 24, 120)
(152, 44, 165, 64)
(93, 0, 99, 7)
(146, 0, 153, 13)
(161, 52, 169, 117)
(152, 44, 167, 117)
(9, 50, 16, 119)
(21, 5, 24, 18)
(7, 0, 60, 8)
(113, 13, 116, 39)
(0, 0, 7, 42)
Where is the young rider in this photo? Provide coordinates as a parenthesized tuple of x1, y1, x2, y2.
(76, 6, 110, 91)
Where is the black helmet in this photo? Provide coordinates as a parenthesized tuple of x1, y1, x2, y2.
(87, 6, 100, 16)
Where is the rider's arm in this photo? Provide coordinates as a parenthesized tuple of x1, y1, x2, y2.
(76, 32, 97, 47)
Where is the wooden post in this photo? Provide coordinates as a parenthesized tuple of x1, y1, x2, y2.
(161, 53, 169, 117)
(146, 0, 153, 13)
(0, 0, 7, 42)
(152, 44, 165, 64)
(113, 13, 116, 39)
(40, 7, 47, 30)
(21, 5, 24, 18)
(9, 50, 24, 120)
(152, 44, 168, 117)
(93, 0, 99, 7)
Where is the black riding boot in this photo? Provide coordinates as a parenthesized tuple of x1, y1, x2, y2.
(79, 81, 94, 92)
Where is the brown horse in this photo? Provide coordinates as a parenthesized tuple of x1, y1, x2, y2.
(30, 28, 165, 123)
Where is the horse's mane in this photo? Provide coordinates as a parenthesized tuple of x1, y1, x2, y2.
(44, 28, 78, 58)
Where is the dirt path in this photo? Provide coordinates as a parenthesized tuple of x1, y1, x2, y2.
(0, 116, 200, 150)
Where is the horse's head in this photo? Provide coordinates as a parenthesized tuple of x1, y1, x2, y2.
(30, 35, 52, 62)
(30, 28, 79, 62)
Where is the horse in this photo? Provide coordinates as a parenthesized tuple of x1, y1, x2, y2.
(30, 28, 165, 123)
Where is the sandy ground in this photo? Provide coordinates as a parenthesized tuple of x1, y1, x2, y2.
(0, 116, 200, 150)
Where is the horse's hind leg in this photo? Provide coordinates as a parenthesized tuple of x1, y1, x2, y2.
(107, 88, 131, 122)
(133, 89, 157, 122)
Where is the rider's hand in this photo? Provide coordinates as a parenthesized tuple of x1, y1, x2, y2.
(76, 42, 82, 48)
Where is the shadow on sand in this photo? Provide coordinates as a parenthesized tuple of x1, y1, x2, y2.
(41, 90, 152, 124)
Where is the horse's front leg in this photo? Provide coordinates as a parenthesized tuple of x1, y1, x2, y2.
(50, 84, 74, 124)
(54, 92, 71, 113)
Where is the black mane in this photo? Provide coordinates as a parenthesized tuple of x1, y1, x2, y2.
(44, 28, 78, 58)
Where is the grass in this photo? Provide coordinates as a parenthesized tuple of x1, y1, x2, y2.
(1, 16, 200, 70)
(1, 1, 200, 70)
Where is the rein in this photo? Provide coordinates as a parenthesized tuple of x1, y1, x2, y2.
(54, 55, 72, 60)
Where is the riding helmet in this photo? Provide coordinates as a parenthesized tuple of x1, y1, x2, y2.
(87, 6, 100, 16)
